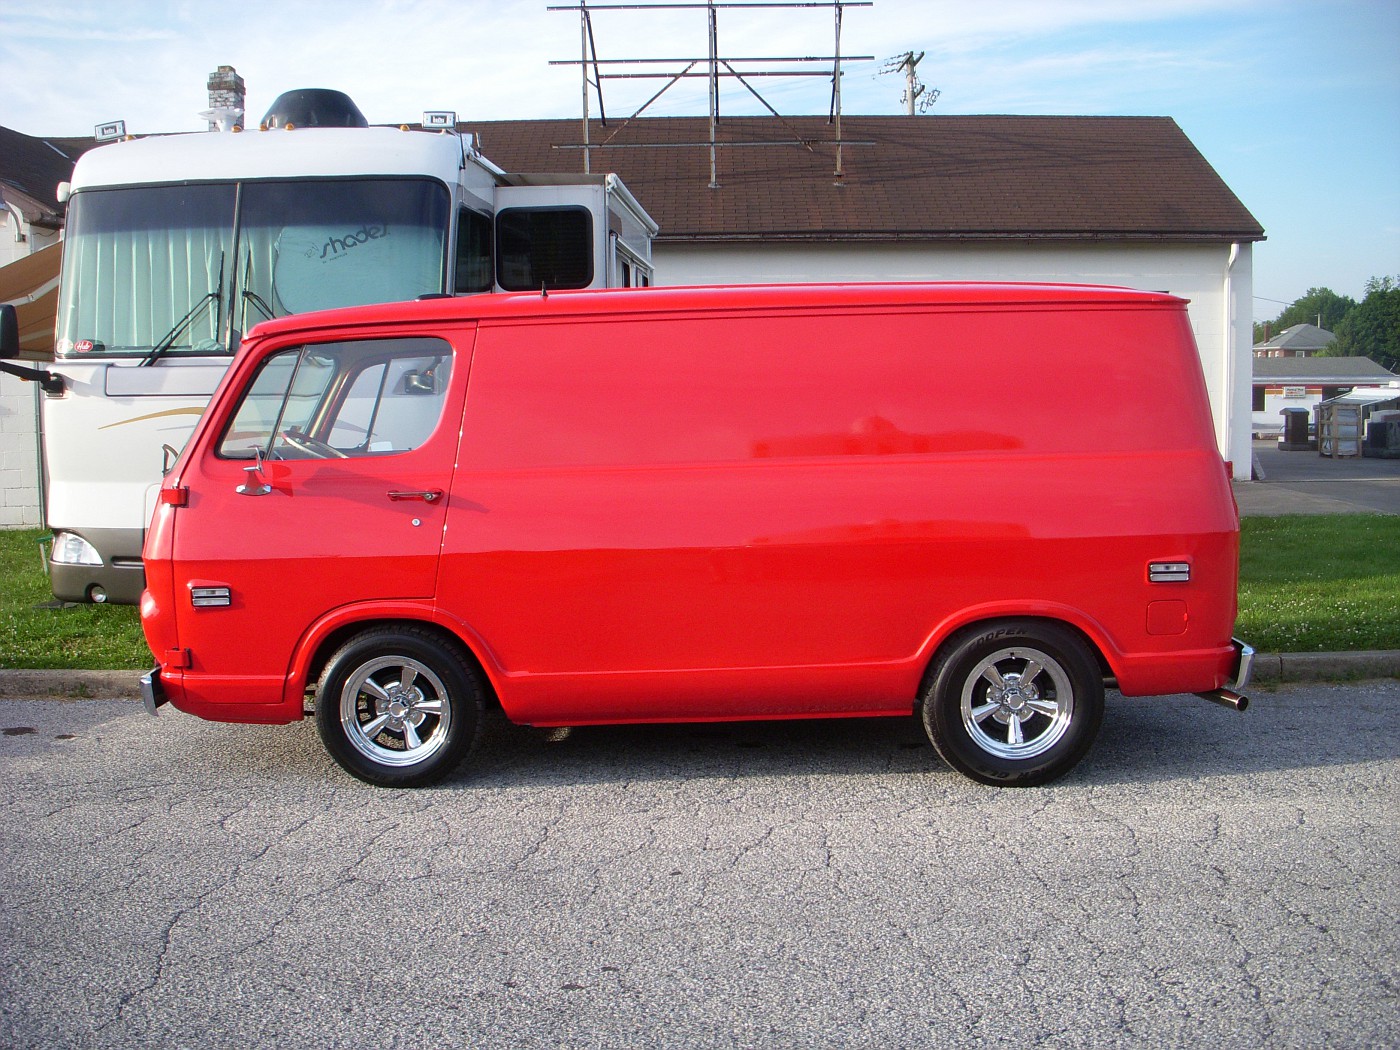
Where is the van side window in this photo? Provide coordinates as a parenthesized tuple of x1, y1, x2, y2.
(217, 337, 453, 460)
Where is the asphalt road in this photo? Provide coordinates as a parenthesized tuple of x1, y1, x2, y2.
(1235, 442, 1400, 516)
(1, 684, 1396, 1050)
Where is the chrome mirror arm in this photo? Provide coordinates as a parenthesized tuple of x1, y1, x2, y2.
(236, 445, 272, 496)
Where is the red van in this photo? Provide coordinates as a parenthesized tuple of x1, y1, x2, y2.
(140, 283, 1252, 787)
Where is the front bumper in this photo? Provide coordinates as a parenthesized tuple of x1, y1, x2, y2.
(140, 667, 168, 716)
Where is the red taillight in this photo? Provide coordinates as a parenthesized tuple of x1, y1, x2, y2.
(159, 487, 189, 507)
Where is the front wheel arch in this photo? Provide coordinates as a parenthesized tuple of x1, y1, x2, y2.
(300, 614, 500, 711)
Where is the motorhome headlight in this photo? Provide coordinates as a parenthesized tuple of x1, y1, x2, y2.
(50, 532, 103, 567)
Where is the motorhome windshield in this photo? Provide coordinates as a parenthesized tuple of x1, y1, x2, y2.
(56, 178, 450, 358)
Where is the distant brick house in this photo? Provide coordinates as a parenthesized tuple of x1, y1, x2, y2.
(1253, 323, 1335, 358)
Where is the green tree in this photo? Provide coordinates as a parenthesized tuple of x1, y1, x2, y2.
(1329, 276, 1400, 372)
(1261, 287, 1357, 341)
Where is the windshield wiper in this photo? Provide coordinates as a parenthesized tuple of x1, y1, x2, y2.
(239, 250, 278, 326)
(242, 289, 276, 323)
(140, 252, 225, 366)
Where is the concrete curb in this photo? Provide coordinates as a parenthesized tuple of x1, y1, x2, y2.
(1248, 650, 1400, 685)
(0, 669, 144, 700)
(2, 652, 1400, 702)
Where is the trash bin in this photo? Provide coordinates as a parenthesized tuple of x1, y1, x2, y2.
(1279, 407, 1312, 451)
(1365, 416, 1400, 459)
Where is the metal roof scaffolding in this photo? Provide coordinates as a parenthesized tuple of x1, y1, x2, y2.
(548, 1, 873, 186)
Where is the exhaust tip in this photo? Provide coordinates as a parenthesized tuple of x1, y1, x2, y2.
(1196, 688, 1249, 712)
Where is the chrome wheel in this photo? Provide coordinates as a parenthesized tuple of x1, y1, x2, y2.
(922, 620, 1104, 787)
(340, 656, 452, 767)
(316, 626, 483, 787)
(960, 646, 1074, 761)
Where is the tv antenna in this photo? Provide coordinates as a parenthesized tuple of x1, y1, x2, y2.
(549, 1, 874, 187)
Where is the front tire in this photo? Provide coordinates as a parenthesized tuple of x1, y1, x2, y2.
(315, 626, 483, 787)
(921, 620, 1103, 787)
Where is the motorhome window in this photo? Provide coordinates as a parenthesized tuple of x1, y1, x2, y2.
(56, 178, 449, 360)
(237, 178, 449, 332)
(217, 338, 453, 460)
(496, 207, 593, 291)
(454, 208, 493, 293)
(56, 184, 236, 357)
(614, 241, 652, 290)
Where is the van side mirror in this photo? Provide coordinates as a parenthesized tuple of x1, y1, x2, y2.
(0, 304, 18, 359)
(402, 369, 437, 395)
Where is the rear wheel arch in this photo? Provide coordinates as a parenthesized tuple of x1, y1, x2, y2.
(921, 608, 1116, 691)
(920, 615, 1111, 693)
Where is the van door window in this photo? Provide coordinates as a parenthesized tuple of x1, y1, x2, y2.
(217, 337, 453, 460)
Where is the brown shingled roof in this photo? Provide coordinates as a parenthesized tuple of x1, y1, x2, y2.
(467, 114, 1263, 244)
(0, 126, 90, 228)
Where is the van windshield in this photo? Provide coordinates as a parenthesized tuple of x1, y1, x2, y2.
(56, 178, 450, 358)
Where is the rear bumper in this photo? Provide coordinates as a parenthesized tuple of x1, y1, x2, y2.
(1230, 637, 1255, 692)
(1193, 637, 1254, 712)
(1111, 636, 1255, 698)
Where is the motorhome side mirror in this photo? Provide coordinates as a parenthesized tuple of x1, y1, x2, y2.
(0, 304, 19, 359)
(402, 370, 437, 395)
(0, 305, 65, 394)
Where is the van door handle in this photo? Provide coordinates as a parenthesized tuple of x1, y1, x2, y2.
(387, 489, 444, 503)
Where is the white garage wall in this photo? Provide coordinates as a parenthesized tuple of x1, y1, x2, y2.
(655, 240, 1255, 479)
(2, 213, 61, 526)
(0, 377, 41, 527)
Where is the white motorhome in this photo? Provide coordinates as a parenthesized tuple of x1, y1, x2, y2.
(0, 90, 657, 604)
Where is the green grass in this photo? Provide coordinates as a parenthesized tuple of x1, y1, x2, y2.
(0, 530, 149, 670)
(1, 516, 1397, 670)
(1237, 515, 1400, 653)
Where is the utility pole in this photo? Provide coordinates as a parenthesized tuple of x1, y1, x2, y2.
(882, 50, 938, 115)
(900, 51, 922, 116)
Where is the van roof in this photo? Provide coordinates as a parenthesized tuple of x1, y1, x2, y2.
(246, 282, 1187, 341)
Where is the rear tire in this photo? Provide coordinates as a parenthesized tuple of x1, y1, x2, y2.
(921, 620, 1103, 787)
(315, 626, 483, 787)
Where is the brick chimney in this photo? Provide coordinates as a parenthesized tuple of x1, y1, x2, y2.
(205, 65, 246, 131)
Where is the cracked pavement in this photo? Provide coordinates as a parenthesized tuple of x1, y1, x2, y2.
(0, 682, 1397, 1049)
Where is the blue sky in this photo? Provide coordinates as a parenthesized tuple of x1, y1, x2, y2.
(2, 0, 1397, 320)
